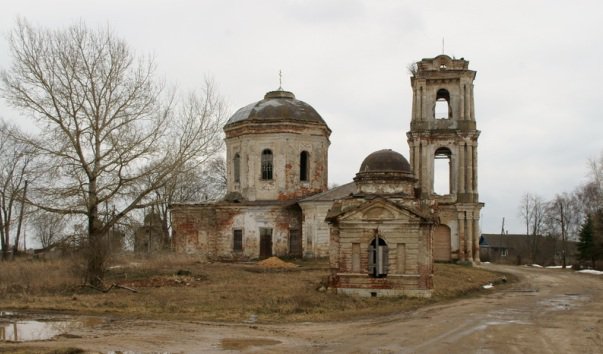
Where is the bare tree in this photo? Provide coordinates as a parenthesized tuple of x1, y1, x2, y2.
(0, 121, 35, 260)
(544, 193, 582, 268)
(586, 153, 603, 211)
(518, 193, 546, 264)
(1, 20, 226, 285)
(30, 210, 67, 248)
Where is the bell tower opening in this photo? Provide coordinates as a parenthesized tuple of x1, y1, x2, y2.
(435, 89, 451, 119)
(434, 147, 452, 195)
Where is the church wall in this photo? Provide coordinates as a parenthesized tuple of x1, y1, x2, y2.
(171, 203, 302, 260)
(171, 205, 216, 258)
(299, 201, 332, 258)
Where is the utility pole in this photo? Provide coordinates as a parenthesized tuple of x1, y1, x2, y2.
(559, 200, 567, 269)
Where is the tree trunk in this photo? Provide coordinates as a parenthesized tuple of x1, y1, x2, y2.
(0, 210, 7, 261)
(13, 180, 27, 259)
(86, 217, 107, 287)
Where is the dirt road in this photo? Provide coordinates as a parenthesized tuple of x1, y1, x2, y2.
(7, 264, 603, 353)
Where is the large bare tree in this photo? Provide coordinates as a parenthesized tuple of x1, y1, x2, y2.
(0, 20, 226, 285)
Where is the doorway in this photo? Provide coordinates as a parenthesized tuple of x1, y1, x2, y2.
(259, 228, 273, 259)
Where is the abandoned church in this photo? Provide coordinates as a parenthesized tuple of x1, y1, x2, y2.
(170, 54, 483, 297)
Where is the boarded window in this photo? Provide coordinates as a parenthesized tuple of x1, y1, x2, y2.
(300, 151, 309, 181)
(397, 243, 406, 273)
(261, 149, 273, 180)
(352, 243, 360, 272)
(233, 153, 240, 183)
(233, 229, 243, 252)
(289, 229, 302, 257)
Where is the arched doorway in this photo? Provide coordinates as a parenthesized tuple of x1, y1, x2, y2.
(433, 225, 451, 261)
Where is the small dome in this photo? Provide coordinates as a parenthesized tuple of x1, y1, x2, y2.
(359, 149, 412, 173)
(225, 90, 328, 127)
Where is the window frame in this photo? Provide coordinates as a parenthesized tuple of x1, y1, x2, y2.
(261, 149, 273, 180)
(233, 229, 243, 252)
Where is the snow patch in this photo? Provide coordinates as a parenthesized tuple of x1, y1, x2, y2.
(482, 283, 494, 289)
(578, 269, 603, 275)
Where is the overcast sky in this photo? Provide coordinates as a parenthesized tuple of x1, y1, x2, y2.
(1, 0, 602, 235)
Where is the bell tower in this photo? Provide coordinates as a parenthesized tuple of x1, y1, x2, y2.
(406, 54, 483, 263)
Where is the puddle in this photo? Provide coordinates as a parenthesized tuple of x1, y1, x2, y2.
(0, 319, 77, 342)
(538, 293, 588, 311)
(0, 313, 103, 342)
(221, 338, 281, 350)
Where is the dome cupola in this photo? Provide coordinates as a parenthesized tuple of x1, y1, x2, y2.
(354, 149, 416, 195)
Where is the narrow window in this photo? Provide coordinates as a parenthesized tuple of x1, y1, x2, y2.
(261, 149, 273, 180)
(435, 88, 451, 119)
(233, 229, 243, 252)
(300, 151, 309, 182)
(233, 153, 240, 183)
(434, 147, 452, 195)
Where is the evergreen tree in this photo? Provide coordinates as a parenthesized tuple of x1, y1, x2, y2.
(577, 215, 595, 267)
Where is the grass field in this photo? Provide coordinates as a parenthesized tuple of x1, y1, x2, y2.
(0, 254, 512, 323)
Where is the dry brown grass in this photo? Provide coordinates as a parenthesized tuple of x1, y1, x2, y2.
(0, 255, 512, 323)
(0, 258, 82, 295)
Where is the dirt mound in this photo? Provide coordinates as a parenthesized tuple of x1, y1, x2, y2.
(257, 257, 297, 268)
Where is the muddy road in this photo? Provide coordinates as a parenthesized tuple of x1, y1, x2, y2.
(4, 264, 603, 353)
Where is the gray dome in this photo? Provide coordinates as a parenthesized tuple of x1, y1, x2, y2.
(225, 90, 327, 127)
(359, 149, 412, 173)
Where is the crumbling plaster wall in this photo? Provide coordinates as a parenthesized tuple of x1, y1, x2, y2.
(225, 126, 329, 201)
(171, 203, 301, 260)
(299, 201, 332, 258)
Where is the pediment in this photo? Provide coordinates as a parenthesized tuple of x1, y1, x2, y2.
(339, 198, 421, 222)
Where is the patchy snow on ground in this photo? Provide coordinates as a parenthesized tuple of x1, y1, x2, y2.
(530, 264, 543, 268)
(482, 283, 494, 289)
(578, 269, 603, 275)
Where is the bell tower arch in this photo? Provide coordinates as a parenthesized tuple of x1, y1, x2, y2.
(406, 55, 483, 263)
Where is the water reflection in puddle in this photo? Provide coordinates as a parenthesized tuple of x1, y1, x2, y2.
(0, 319, 76, 342)
(0, 313, 103, 342)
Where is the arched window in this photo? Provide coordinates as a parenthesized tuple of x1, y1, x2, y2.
(368, 237, 388, 278)
(435, 88, 451, 119)
(261, 149, 273, 180)
(434, 147, 452, 195)
(300, 151, 309, 182)
(233, 153, 240, 183)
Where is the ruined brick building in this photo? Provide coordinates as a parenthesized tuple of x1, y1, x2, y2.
(170, 89, 332, 259)
(171, 54, 482, 276)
